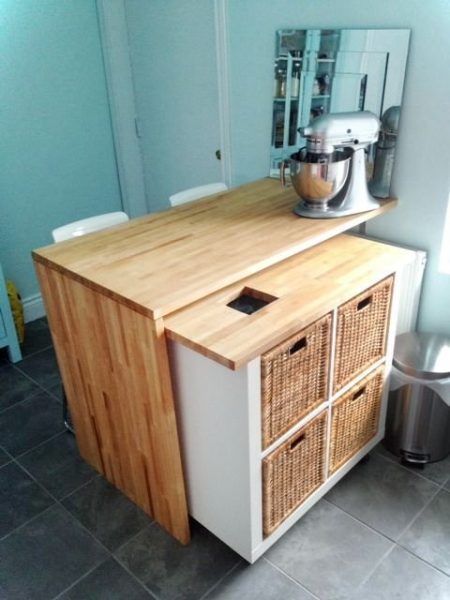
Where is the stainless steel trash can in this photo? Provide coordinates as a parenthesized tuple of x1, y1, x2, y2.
(384, 332, 450, 465)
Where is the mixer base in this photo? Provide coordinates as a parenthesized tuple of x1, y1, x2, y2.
(293, 199, 380, 219)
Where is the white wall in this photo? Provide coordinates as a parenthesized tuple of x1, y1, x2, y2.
(226, 0, 450, 334)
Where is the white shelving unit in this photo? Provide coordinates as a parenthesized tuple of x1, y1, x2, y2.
(169, 270, 401, 563)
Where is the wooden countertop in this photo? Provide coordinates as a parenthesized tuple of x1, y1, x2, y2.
(165, 234, 414, 369)
(33, 178, 397, 320)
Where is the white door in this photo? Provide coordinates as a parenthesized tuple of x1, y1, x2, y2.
(124, 1, 223, 213)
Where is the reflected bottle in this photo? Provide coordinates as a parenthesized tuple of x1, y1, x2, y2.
(291, 62, 301, 97)
(312, 78, 320, 96)
(274, 68, 286, 98)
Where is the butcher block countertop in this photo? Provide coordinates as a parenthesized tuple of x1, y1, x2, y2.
(165, 234, 414, 369)
(33, 178, 397, 320)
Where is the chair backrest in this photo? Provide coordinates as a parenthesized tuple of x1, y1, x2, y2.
(52, 211, 129, 243)
(169, 183, 228, 207)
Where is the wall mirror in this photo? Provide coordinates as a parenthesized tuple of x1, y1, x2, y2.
(270, 28, 410, 195)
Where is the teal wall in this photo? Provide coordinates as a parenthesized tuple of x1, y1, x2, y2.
(0, 0, 122, 299)
(2, 0, 450, 335)
(226, 0, 450, 334)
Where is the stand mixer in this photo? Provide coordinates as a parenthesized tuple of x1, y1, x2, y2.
(287, 111, 381, 218)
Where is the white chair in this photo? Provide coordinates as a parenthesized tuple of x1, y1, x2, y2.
(169, 183, 228, 207)
(51, 211, 130, 433)
(52, 211, 129, 242)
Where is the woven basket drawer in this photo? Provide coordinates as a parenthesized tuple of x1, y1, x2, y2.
(329, 366, 385, 475)
(261, 314, 332, 449)
(262, 411, 327, 537)
(333, 276, 393, 392)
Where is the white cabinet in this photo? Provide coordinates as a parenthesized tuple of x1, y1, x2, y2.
(169, 273, 399, 562)
(0, 264, 22, 363)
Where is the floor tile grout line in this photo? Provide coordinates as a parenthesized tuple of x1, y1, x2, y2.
(113, 519, 159, 556)
(0, 384, 49, 416)
(52, 501, 160, 600)
(49, 560, 113, 600)
(11, 456, 61, 503)
(14, 430, 67, 460)
(14, 457, 150, 556)
(0, 443, 14, 462)
(50, 555, 159, 600)
(0, 455, 70, 544)
(0, 381, 62, 418)
(12, 342, 54, 364)
(5, 435, 159, 599)
(0, 339, 53, 373)
(324, 487, 450, 584)
(10, 366, 62, 403)
(0, 503, 56, 543)
(394, 484, 450, 580)
(354, 543, 396, 592)
(12, 449, 100, 506)
(322, 497, 398, 545)
(396, 541, 450, 580)
(394, 482, 443, 542)
(374, 447, 450, 488)
(2, 424, 66, 462)
(12, 346, 63, 398)
(197, 558, 243, 600)
(108, 552, 161, 600)
(0, 453, 98, 545)
(56, 502, 161, 600)
(57, 472, 101, 503)
(0, 458, 12, 471)
(264, 556, 322, 599)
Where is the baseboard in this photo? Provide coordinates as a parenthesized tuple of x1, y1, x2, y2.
(23, 292, 46, 323)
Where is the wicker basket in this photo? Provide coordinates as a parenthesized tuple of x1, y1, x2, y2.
(261, 314, 332, 448)
(262, 410, 327, 537)
(333, 276, 393, 392)
(329, 366, 385, 475)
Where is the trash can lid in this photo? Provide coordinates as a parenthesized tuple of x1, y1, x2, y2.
(393, 332, 450, 380)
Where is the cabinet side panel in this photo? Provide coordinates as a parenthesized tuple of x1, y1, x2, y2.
(34, 262, 190, 544)
(169, 340, 261, 561)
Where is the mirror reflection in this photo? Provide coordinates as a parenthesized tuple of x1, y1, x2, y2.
(270, 28, 410, 197)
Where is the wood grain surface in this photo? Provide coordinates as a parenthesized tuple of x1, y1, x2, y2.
(165, 234, 414, 369)
(35, 262, 190, 544)
(33, 179, 397, 320)
(31, 179, 399, 547)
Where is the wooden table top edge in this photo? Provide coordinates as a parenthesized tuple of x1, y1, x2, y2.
(31, 182, 398, 322)
(165, 233, 413, 370)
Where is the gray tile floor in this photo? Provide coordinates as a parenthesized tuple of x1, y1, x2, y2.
(1, 318, 450, 599)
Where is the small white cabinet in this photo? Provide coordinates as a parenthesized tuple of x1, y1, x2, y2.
(0, 264, 22, 363)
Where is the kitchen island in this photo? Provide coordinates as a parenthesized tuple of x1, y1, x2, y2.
(32, 178, 409, 557)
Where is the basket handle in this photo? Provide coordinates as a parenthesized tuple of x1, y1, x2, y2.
(352, 387, 366, 402)
(289, 336, 307, 355)
(357, 296, 372, 311)
(289, 432, 305, 451)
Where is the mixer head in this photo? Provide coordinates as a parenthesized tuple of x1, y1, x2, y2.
(292, 111, 381, 218)
(299, 111, 380, 154)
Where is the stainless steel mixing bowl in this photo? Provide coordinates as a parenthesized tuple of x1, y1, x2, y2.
(286, 148, 352, 207)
